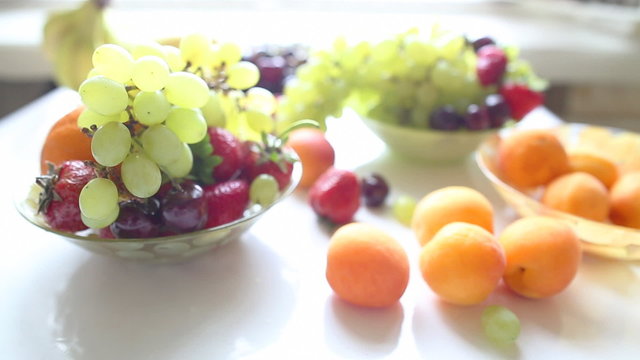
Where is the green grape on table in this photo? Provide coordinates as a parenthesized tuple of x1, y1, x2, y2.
(165, 107, 207, 144)
(140, 124, 184, 166)
(79, 76, 129, 116)
(392, 194, 417, 226)
(121, 152, 162, 198)
(91, 121, 131, 167)
(79, 177, 119, 220)
(482, 305, 521, 345)
(133, 90, 171, 126)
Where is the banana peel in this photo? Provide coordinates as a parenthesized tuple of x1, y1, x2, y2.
(42, 0, 116, 90)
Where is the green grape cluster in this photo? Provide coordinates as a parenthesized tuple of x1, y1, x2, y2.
(277, 26, 546, 130)
(75, 35, 278, 228)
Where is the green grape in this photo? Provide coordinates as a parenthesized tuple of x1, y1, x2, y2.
(131, 42, 166, 60)
(79, 178, 119, 220)
(438, 35, 465, 61)
(140, 124, 183, 165)
(92, 44, 134, 83)
(200, 90, 226, 127)
(226, 61, 260, 90)
(121, 152, 162, 198)
(163, 45, 186, 72)
(219, 42, 242, 65)
(132, 55, 170, 92)
(245, 87, 276, 114)
(162, 142, 193, 178)
(203, 43, 223, 69)
(405, 38, 437, 67)
(243, 110, 274, 134)
(133, 90, 171, 126)
(91, 121, 131, 166)
(81, 205, 119, 229)
(79, 76, 129, 116)
(77, 108, 123, 128)
(392, 195, 417, 226)
(371, 39, 397, 63)
(179, 33, 210, 68)
(165, 107, 207, 144)
(164, 72, 209, 108)
(250, 174, 279, 206)
(482, 305, 520, 345)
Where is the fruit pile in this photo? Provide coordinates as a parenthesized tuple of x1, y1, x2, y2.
(244, 44, 308, 94)
(276, 27, 546, 131)
(35, 35, 305, 239)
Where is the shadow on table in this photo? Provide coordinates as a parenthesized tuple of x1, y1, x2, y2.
(49, 234, 296, 360)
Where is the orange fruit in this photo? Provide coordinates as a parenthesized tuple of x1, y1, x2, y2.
(40, 106, 94, 174)
(567, 150, 618, 188)
(542, 172, 610, 222)
(609, 171, 640, 229)
(286, 128, 335, 188)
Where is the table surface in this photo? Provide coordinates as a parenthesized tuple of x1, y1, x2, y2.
(1, 88, 639, 360)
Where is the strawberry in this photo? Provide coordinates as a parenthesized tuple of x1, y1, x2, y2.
(243, 134, 295, 190)
(203, 179, 250, 228)
(500, 83, 545, 120)
(308, 168, 360, 224)
(209, 127, 243, 182)
(476, 45, 507, 87)
(37, 160, 96, 232)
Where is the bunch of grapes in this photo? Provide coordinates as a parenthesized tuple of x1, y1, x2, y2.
(74, 35, 281, 230)
(276, 26, 547, 131)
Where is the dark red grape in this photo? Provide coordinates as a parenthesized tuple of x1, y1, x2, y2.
(429, 106, 464, 131)
(485, 94, 511, 128)
(464, 104, 491, 131)
(472, 36, 495, 53)
(110, 200, 161, 239)
(161, 181, 208, 233)
(361, 173, 389, 207)
(476, 45, 507, 87)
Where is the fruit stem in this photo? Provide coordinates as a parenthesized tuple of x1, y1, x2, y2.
(277, 119, 320, 142)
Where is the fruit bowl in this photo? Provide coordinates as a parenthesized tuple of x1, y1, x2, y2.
(475, 123, 640, 260)
(15, 161, 301, 264)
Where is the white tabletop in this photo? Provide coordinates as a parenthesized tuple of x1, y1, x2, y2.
(1, 88, 639, 359)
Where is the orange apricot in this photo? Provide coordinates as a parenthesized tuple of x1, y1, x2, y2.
(498, 129, 569, 189)
(411, 186, 493, 246)
(419, 222, 506, 306)
(499, 216, 582, 299)
(326, 222, 409, 308)
(40, 106, 94, 174)
(542, 172, 610, 222)
(567, 150, 618, 188)
(609, 171, 640, 229)
(286, 128, 335, 188)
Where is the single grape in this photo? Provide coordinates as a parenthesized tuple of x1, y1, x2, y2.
(77, 108, 123, 128)
(203, 43, 223, 69)
(250, 174, 279, 206)
(226, 61, 260, 90)
(121, 152, 162, 198)
(464, 104, 491, 131)
(81, 205, 120, 229)
(245, 87, 277, 114)
(133, 90, 171, 126)
(110, 200, 161, 238)
(472, 36, 495, 53)
(219, 42, 242, 65)
(79, 178, 119, 220)
(179, 33, 210, 68)
(429, 106, 464, 131)
(91, 121, 132, 166)
(140, 124, 183, 166)
(164, 72, 210, 108)
(162, 142, 193, 178)
(200, 90, 226, 127)
(482, 305, 520, 345)
(161, 181, 208, 233)
(165, 107, 207, 144)
(131, 42, 166, 60)
(163, 45, 186, 72)
(392, 195, 416, 226)
(78, 76, 129, 116)
(485, 94, 511, 128)
(92, 44, 134, 83)
(243, 110, 274, 134)
(361, 173, 389, 207)
(132, 55, 170, 92)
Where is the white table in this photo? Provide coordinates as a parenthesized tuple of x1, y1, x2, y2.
(1, 88, 639, 359)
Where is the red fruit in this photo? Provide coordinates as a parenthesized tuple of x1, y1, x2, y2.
(208, 127, 243, 182)
(203, 179, 250, 228)
(476, 45, 507, 87)
(98, 226, 115, 239)
(500, 83, 545, 120)
(37, 160, 96, 232)
(309, 168, 360, 224)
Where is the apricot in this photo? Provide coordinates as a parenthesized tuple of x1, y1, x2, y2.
(40, 106, 94, 174)
(326, 222, 409, 308)
(419, 222, 506, 306)
(498, 129, 569, 188)
(567, 150, 618, 188)
(609, 171, 640, 229)
(411, 186, 493, 246)
(286, 128, 335, 188)
(499, 216, 582, 299)
(542, 172, 610, 222)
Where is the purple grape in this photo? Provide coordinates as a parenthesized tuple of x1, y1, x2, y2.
(429, 106, 464, 131)
(472, 36, 496, 53)
(110, 199, 161, 239)
(485, 94, 511, 128)
(464, 104, 491, 131)
(161, 181, 208, 233)
(361, 173, 390, 207)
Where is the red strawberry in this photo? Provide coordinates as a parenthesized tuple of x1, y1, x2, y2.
(203, 179, 250, 228)
(476, 45, 507, 87)
(308, 168, 360, 224)
(500, 83, 545, 120)
(208, 127, 243, 182)
(37, 160, 96, 232)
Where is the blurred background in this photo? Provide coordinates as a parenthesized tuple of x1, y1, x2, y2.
(0, 0, 638, 128)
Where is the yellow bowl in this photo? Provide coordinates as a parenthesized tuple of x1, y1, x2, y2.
(15, 161, 301, 264)
(475, 123, 640, 260)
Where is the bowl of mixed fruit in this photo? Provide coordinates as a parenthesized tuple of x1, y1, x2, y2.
(276, 27, 547, 163)
(16, 35, 305, 263)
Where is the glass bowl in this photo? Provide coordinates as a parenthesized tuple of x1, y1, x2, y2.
(361, 117, 496, 164)
(475, 123, 640, 260)
(15, 161, 301, 264)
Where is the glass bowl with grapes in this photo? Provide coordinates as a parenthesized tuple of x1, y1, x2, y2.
(277, 27, 548, 164)
(16, 35, 306, 263)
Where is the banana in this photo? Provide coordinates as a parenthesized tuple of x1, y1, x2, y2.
(42, 0, 117, 90)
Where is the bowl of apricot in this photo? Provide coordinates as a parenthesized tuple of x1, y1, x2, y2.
(476, 123, 640, 260)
